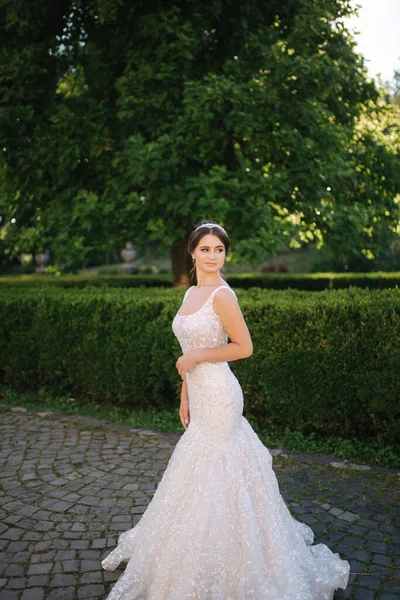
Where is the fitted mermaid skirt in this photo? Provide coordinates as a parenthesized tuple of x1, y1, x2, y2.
(101, 286, 350, 599)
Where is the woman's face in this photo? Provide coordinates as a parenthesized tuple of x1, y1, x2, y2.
(191, 233, 226, 275)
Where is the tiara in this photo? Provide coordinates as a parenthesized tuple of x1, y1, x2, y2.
(194, 222, 227, 234)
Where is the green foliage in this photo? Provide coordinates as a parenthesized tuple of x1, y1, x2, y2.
(0, 0, 399, 272)
(0, 286, 398, 445)
(384, 68, 400, 107)
(0, 271, 399, 290)
(322, 91, 400, 265)
(0, 273, 174, 288)
(1, 387, 398, 467)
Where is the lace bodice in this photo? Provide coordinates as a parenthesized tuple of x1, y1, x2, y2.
(172, 284, 236, 355)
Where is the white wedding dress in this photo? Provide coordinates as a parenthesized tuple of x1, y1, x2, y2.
(102, 284, 350, 599)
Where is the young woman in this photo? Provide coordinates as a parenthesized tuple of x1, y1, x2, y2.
(102, 221, 350, 599)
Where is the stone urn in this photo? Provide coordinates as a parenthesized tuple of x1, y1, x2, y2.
(34, 250, 50, 274)
(120, 242, 139, 274)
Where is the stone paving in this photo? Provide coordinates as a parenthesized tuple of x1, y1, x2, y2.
(0, 405, 399, 600)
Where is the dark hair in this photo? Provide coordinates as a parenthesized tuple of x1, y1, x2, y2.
(187, 221, 231, 285)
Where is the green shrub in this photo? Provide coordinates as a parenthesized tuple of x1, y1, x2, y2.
(0, 285, 398, 446)
(0, 271, 399, 291)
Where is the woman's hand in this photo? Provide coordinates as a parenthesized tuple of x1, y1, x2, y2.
(179, 398, 190, 430)
(176, 349, 203, 380)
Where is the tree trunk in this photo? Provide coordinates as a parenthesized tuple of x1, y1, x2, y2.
(171, 236, 193, 287)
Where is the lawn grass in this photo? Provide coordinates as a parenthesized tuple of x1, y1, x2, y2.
(1, 384, 398, 469)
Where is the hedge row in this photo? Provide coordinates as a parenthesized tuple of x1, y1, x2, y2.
(0, 271, 399, 291)
(0, 285, 399, 444)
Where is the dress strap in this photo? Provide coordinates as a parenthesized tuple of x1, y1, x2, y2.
(208, 285, 237, 305)
(183, 285, 194, 301)
(209, 285, 236, 297)
(183, 284, 235, 304)
(207, 285, 236, 315)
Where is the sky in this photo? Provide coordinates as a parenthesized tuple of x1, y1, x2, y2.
(344, 0, 400, 82)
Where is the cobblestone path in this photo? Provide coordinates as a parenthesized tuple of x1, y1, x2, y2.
(0, 406, 399, 600)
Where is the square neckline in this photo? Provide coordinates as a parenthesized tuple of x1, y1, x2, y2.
(177, 285, 230, 318)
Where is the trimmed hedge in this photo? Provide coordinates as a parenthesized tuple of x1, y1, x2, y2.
(0, 274, 173, 289)
(0, 285, 399, 445)
(0, 271, 399, 291)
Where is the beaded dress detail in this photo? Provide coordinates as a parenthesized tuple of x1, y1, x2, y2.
(101, 285, 350, 599)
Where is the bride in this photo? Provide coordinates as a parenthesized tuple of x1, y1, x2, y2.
(101, 221, 350, 599)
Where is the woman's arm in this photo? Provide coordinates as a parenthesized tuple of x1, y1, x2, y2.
(175, 289, 253, 380)
(181, 374, 189, 401)
(179, 373, 190, 429)
(197, 288, 253, 363)
(196, 342, 251, 363)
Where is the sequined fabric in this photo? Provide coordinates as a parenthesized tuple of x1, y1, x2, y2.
(101, 285, 350, 599)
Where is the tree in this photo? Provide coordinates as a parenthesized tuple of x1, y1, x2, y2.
(312, 88, 400, 268)
(0, 0, 399, 281)
(384, 66, 400, 107)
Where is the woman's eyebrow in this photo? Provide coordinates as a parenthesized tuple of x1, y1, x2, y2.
(199, 244, 224, 248)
